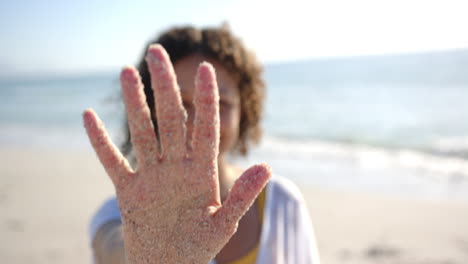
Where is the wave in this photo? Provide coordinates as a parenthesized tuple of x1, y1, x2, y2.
(263, 131, 468, 159)
(232, 136, 468, 201)
(428, 136, 468, 159)
(257, 136, 468, 179)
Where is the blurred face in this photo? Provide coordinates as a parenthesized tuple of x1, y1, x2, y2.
(174, 54, 241, 155)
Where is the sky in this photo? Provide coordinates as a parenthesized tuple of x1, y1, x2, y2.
(1, 0, 468, 77)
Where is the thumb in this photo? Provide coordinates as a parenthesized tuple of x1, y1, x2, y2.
(213, 164, 271, 233)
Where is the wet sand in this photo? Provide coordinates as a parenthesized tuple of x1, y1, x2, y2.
(1, 148, 467, 263)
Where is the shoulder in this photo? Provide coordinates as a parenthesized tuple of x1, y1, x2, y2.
(89, 197, 121, 242)
(258, 176, 321, 263)
(267, 176, 306, 204)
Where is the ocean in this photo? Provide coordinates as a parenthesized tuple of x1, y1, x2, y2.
(1, 49, 468, 201)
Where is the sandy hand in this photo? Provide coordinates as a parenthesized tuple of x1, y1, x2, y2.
(83, 44, 271, 264)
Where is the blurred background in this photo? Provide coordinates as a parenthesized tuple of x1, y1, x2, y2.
(1, 0, 468, 263)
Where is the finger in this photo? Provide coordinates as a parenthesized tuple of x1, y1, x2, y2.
(83, 109, 134, 188)
(213, 164, 271, 231)
(192, 62, 220, 166)
(120, 66, 160, 169)
(146, 44, 187, 160)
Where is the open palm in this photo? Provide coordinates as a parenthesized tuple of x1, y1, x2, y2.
(83, 44, 271, 263)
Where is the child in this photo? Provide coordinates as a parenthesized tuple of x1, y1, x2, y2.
(84, 25, 320, 264)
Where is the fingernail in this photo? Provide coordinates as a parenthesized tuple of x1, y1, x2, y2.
(146, 44, 164, 67)
(196, 62, 218, 96)
(83, 109, 96, 129)
(197, 62, 216, 82)
(121, 66, 137, 82)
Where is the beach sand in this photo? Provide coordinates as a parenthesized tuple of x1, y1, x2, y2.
(1, 148, 467, 263)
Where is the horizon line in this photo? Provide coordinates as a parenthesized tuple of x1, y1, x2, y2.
(2, 46, 468, 81)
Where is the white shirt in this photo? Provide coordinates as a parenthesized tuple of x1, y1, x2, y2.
(90, 176, 321, 264)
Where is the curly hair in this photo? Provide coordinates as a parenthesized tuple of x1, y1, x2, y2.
(121, 25, 265, 161)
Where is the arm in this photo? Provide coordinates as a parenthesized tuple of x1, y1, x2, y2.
(92, 221, 126, 264)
